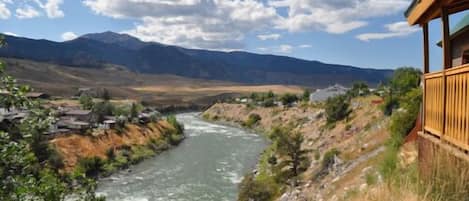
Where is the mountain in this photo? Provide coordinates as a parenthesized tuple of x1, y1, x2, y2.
(0, 32, 393, 86)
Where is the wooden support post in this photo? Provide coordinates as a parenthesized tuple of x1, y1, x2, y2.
(422, 23, 430, 133)
(442, 7, 451, 69)
(441, 7, 450, 140)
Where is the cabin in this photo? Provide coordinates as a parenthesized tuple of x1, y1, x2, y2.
(405, 0, 469, 177)
(64, 109, 92, 122)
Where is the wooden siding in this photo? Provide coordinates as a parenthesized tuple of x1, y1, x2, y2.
(424, 64, 469, 151)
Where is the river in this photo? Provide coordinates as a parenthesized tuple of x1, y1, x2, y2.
(96, 112, 268, 201)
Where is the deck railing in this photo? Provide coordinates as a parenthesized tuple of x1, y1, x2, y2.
(424, 63, 469, 151)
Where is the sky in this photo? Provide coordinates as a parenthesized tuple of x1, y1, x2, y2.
(0, 0, 467, 71)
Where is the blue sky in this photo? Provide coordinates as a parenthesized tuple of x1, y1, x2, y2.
(0, 0, 467, 71)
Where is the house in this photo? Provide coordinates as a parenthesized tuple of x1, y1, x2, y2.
(309, 84, 348, 102)
(436, 14, 469, 67)
(103, 120, 116, 129)
(26, 92, 50, 100)
(64, 109, 92, 122)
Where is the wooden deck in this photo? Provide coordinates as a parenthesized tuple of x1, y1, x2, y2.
(424, 63, 469, 151)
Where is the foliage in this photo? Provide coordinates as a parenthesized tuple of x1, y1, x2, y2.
(322, 148, 340, 170)
(270, 126, 310, 186)
(389, 67, 421, 97)
(301, 89, 311, 102)
(100, 88, 111, 101)
(166, 115, 184, 135)
(77, 157, 105, 178)
(325, 95, 351, 124)
(280, 93, 298, 106)
(347, 81, 370, 97)
(92, 101, 114, 123)
(238, 173, 277, 201)
(79, 94, 94, 110)
(244, 113, 262, 128)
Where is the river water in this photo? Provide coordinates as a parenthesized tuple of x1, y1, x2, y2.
(96, 112, 268, 201)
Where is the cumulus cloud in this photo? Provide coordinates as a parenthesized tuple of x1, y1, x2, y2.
(16, 6, 41, 19)
(257, 33, 281, 40)
(84, 0, 279, 50)
(270, 0, 411, 34)
(34, 0, 64, 18)
(61, 31, 77, 41)
(277, 44, 293, 53)
(298, 44, 311, 48)
(356, 21, 419, 42)
(0, 2, 10, 19)
(82, 0, 412, 49)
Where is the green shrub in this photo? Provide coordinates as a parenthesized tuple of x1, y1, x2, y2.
(105, 148, 115, 160)
(47, 147, 64, 170)
(280, 93, 299, 106)
(325, 95, 351, 124)
(238, 174, 277, 201)
(77, 157, 104, 178)
(244, 113, 262, 128)
(166, 115, 184, 135)
(345, 124, 352, 131)
(79, 94, 94, 110)
(322, 148, 340, 170)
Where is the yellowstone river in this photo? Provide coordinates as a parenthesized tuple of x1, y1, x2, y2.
(97, 112, 268, 201)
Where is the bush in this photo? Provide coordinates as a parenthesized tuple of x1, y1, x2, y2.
(166, 115, 184, 135)
(77, 157, 104, 178)
(261, 98, 275, 107)
(244, 113, 262, 128)
(238, 174, 277, 201)
(79, 94, 94, 110)
(325, 95, 351, 124)
(105, 148, 115, 160)
(322, 148, 340, 170)
(280, 93, 298, 106)
(347, 81, 370, 97)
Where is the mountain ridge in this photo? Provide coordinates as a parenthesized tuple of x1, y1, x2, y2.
(0, 32, 393, 87)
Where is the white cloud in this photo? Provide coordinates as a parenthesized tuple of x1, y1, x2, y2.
(34, 0, 64, 18)
(0, 3, 10, 19)
(61, 31, 78, 41)
(257, 33, 281, 40)
(277, 44, 293, 53)
(16, 6, 41, 19)
(298, 44, 311, 48)
(356, 21, 419, 41)
(84, 0, 279, 50)
(3, 31, 18, 36)
(270, 0, 411, 34)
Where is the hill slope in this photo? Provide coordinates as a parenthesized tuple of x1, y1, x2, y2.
(0, 32, 392, 87)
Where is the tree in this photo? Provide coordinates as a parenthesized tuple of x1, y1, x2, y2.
(280, 93, 298, 106)
(389, 67, 421, 97)
(92, 101, 114, 123)
(101, 88, 111, 101)
(348, 81, 370, 97)
(270, 127, 310, 186)
(325, 95, 351, 124)
(79, 94, 94, 110)
(302, 89, 311, 102)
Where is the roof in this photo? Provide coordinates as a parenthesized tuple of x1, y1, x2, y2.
(404, 0, 418, 17)
(437, 14, 469, 46)
(65, 110, 91, 116)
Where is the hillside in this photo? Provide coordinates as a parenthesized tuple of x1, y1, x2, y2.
(0, 32, 392, 87)
(3, 58, 303, 107)
(202, 96, 415, 200)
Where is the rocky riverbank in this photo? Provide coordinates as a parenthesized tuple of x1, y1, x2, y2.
(203, 96, 392, 201)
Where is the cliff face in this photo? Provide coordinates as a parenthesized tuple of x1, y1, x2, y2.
(203, 96, 392, 200)
(50, 121, 174, 172)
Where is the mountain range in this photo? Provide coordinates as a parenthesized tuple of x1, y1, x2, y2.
(0, 32, 393, 87)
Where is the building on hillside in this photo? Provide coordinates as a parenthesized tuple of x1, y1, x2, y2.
(437, 13, 469, 67)
(26, 92, 50, 99)
(405, 0, 469, 180)
(64, 109, 92, 122)
(309, 84, 348, 102)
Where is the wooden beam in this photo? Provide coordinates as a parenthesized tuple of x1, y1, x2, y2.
(423, 23, 430, 73)
(442, 7, 451, 69)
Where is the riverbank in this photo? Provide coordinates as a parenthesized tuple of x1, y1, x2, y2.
(96, 113, 268, 201)
(202, 96, 393, 200)
(50, 118, 185, 177)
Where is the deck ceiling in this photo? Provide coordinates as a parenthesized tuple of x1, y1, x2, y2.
(407, 0, 469, 25)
